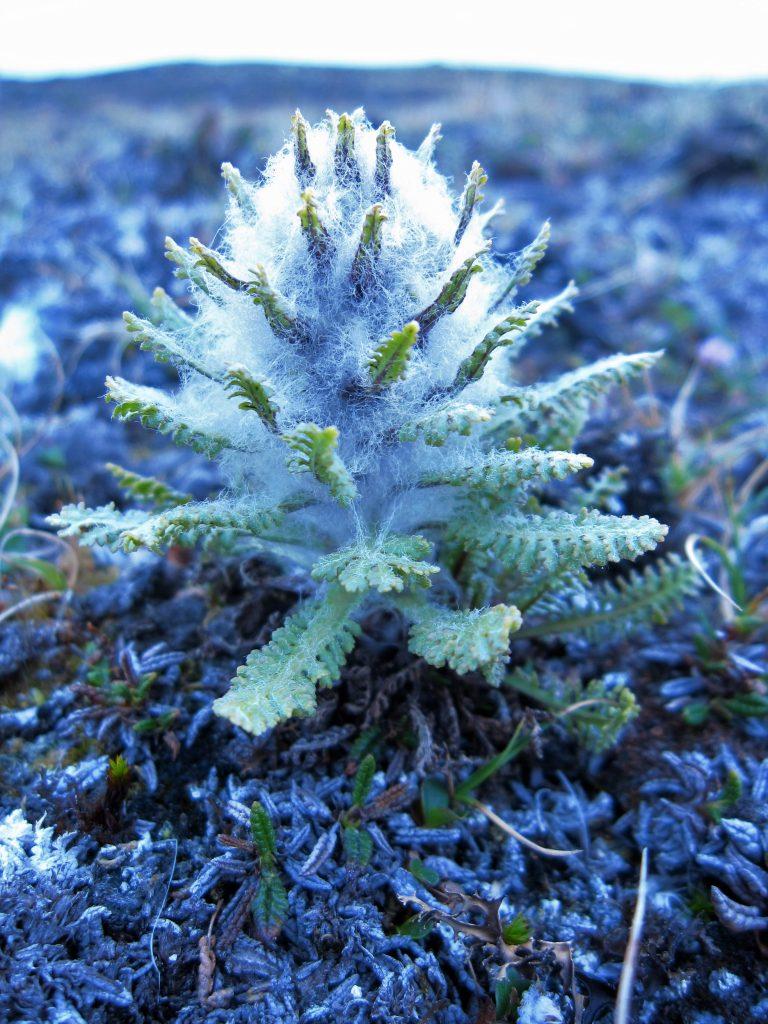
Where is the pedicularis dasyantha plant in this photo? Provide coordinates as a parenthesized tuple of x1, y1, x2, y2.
(50, 111, 697, 737)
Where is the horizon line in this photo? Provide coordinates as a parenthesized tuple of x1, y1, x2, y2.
(2, 57, 767, 90)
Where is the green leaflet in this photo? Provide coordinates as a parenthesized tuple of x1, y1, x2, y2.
(374, 121, 395, 198)
(334, 112, 360, 181)
(116, 499, 299, 553)
(105, 376, 230, 457)
(283, 422, 357, 507)
(248, 265, 307, 344)
(343, 825, 374, 866)
(291, 109, 316, 185)
(298, 189, 333, 263)
(413, 247, 487, 340)
(248, 802, 288, 929)
(189, 236, 245, 291)
(514, 554, 699, 640)
(406, 601, 522, 681)
(106, 463, 192, 509)
(250, 800, 278, 862)
(212, 587, 361, 736)
(453, 508, 667, 577)
(122, 311, 219, 381)
(312, 534, 439, 593)
(221, 161, 258, 219)
(452, 301, 540, 390)
(148, 287, 191, 330)
(568, 465, 628, 512)
(47, 502, 150, 550)
(224, 365, 279, 429)
(50, 498, 302, 554)
(164, 236, 211, 292)
(367, 322, 419, 389)
(496, 349, 663, 447)
(252, 871, 289, 929)
(454, 161, 487, 245)
(351, 753, 376, 807)
(399, 402, 494, 446)
(505, 664, 639, 753)
(423, 447, 593, 492)
(491, 220, 551, 310)
(351, 204, 387, 296)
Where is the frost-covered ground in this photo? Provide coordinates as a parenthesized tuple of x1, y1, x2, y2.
(1, 65, 767, 1023)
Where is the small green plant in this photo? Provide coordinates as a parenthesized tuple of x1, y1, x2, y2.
(399, 866, 570, 1021)
(704, 769, 743, 824)
(505, 663, 639, 754)
(416, 668, 637, 858)
(50, 111, 695, 736)
(78, 645, 181, 738)
(74, 754, 134, 836)
(83, 645, 155, 708)
(665, 460, 768, 726)
(341, 752, 376, 866)
(249, 800, 288, 933)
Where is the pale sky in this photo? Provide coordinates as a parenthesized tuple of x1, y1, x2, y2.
(2, 0, 767, 83)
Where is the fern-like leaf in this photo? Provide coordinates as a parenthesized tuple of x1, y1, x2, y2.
(568, 465, 628, 512)
(491, 221, 551, 310)
(106, 463, 192, 509)
(221, 161, 257, 218)
(413, 247, 487, 340)
(52, 498, 305, 554)
(116, 498, 304, 553)
(291, 109, 316, 185)
(122, 311, 218, 380)
(298, 189, 333, 263)
(506, 664, 639, 753)
(452, 301, 540, 391)
(283, 423, 357, 506)
(164, 236, 211, 292)
(500, 281, 579, 365)
(224, 365, 279, 429)
(148, 287, 191, 330)
(213, 587, 361, 735)
(417, 122, 442, 163)
(423, 447, 593, 493)
(497, 350, 662, 447)
(312, 534, 438, 593)
(399, 402, 494, 446)
(351, 203, 386, 296)
(189, 236, 245, 291)
(515, 554, 699, 640)
(454, 161, 487, 245)
(406, 601, 522, 682)
(454, 508, 667, 577)
(105, 376, 230, 457)
(334, 113, 360, 182)
(367, 322, 419, 389)
(374, 121, 395, 198)
(248, 265, 308, 344)
(47, 502, 150, 549)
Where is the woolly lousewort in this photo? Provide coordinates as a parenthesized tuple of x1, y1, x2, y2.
(50, 110, 691, 737)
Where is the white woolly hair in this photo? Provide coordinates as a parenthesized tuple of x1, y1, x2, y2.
(154, 110, 543, 549)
